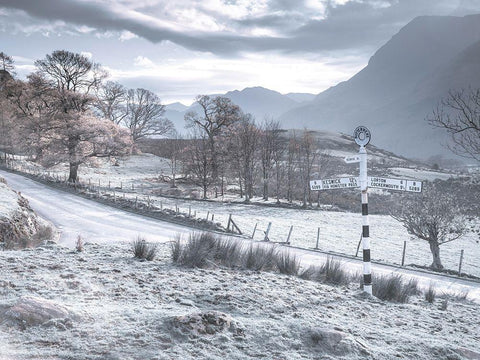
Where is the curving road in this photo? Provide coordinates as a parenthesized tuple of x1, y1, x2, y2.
(1, 169, 479, 301)
(0, 170, 193, 247)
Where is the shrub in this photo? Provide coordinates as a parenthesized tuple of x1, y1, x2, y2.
(132, 237, 157, 261)
(243, 244, 277, 271)
(299, 265, 317, 280)
(170, 236, 182, 263)
(174, 232, 216, 268)
(425, 283, 436, 303)
(372, 274, 418, 303)
(275, 251, 300, 276)
(213, 239, 243, 268)
(317, 257, 350, 285)
(75, 235, 84, 253)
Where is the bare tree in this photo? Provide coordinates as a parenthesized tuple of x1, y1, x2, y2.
(391, 183, 466, 270)
(286, 131, 299, 203)
(94, 81, 127, 125)
(428, 88, 480, 161)
(298, 130, 318, 208)
(124, 88, 174, 143)
(185, 95, 241, 182)
(0, 52, 15, 74)
(31, 50, 130, 181)
(260, 119, 275, 200)
(228, 114, 260, 203)
(183, 133, 215, 199)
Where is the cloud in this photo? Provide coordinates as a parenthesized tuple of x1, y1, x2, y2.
(0, 0, 479, 56)
(133, 55, 155, 67)
(80, 51, 93, 59)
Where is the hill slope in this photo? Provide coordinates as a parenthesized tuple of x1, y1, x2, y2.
(278, 14, 480, 159)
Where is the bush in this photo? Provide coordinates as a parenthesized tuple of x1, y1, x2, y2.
(318, 257, 350, 285)
(132, 237, 157, 261)
(299, 265, 317, 280)
(243, 244, 277, 271)
(173, 232, 216, 268)
(213, 239, 243, 268)
(372, 274, 418, 303)
(425, 283, 436, 303)
(275, 251, 300, 276)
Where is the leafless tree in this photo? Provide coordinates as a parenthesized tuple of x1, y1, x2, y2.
(183, 133, 215, 199)
(228, 114, 260, 203)
(298, 130, 318, 208)
(286, 131, 299, 203)
(391, 183, 466, 270)
(94, 81, 127, 125)
(184, 95, 241, 181)
(0, 52, 15, 74)
(124, 88, 174, 144)
(30, 50, 130, 181)
(428, 88, 480, 161)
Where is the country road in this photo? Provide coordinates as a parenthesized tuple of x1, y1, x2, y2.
(1, 169, 479, 301)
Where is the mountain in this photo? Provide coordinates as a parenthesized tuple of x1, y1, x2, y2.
(278, 14, 480, 159)
(165, 87, 312, 133)
(284, 93, 316, 103)
(224, 87, 299, 120)
(165, 102, 189, 112)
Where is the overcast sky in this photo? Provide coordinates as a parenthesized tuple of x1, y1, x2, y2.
(1, 0, 480, 104)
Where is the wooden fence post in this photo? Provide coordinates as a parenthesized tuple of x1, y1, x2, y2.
(315, 227, 320, 249)
(458, 249, 464, 275)
(286, 225, 293, 244)
(264, 222, 272, 241)
(401, 240, 407, 266)
(251, 223, 257, 239)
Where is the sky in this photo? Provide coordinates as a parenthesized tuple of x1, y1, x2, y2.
(1, 0, 480, 105)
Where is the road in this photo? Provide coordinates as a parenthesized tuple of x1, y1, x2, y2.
(1, 169, 479, 301)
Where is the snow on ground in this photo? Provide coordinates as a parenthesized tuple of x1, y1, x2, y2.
(388, 167, 457, 181)
(1, 241, 479, 360)
(0, 181, 21, 219)
(139, 197, 480, 278)
(4, 154, 479, 277)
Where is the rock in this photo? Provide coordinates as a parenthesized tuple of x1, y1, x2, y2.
(1, 296, 78, 329)
(306, 327, 370, 357)
(170, 310, 244, 338)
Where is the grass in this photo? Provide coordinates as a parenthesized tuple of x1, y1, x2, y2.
(170, 232, 433, 305)
(276, 251, 300, 276)
(425, 283, 436, 303)
(372, 274, 419, 303)
(243, 244, 277, 271)
(132, 236, 157, 261)
(318, 257, 351, 285)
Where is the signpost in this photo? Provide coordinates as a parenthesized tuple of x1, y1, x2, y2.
(310, 126, 423, 296)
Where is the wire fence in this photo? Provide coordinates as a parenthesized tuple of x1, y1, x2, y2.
(1, 155, 478, 278)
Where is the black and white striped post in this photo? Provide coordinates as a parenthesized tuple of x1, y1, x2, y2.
(354, 126, 372, 295)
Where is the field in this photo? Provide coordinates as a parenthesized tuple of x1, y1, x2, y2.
(8, 153, 480, 277)
(1, 242, 479, 360)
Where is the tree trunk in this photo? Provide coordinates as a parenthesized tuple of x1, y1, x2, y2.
(429, 240, 443, 270)
(68, 162, 79, 183)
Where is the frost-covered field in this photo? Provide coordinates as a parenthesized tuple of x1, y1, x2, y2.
(7, 154, 480, 277)
(1, 242, 479, 360)
(144, 197, 480, 277)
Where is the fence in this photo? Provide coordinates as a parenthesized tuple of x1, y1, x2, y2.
(1, 155, 476, 278)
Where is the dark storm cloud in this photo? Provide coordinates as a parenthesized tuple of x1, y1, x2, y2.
(0, 0, 479, 56)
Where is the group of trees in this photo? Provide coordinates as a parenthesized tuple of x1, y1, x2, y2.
(171, 95, 330, 206)
(0, 50, 174, 182)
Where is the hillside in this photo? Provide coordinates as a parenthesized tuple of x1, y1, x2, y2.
(278, 14, 480, 159)
(0, 176, 54, 248)
(1, 241, 479, 360)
